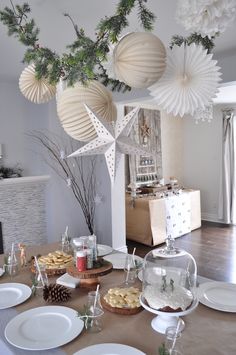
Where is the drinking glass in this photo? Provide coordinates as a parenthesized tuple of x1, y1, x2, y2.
(34, 264, 48, 296)
(5, 250, 18, 277)
(86, 290, 104, 333)
(164, 326, 183, 355)
(124, 254, 137, 285)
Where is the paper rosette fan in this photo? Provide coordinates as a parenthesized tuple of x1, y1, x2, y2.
(113, 32, 166, 89)
(148, 43, 222, 117)
(176, 0, 236, 37)
(19, 64, 56, 104)
(57, 80, 117, 142)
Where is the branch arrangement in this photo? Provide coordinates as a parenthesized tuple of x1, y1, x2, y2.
(29, 131, 96, 235)
(170, 32, 216, 53)
(0, 0, 155, 92)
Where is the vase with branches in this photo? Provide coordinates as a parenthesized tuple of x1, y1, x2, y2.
(29, 131, 96, 235)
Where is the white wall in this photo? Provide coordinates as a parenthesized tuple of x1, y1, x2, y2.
(161, 112, 184, 183)
(215, 49, 236, 84)
(182, 107, 223, 222)
(0, 81, 48, 175)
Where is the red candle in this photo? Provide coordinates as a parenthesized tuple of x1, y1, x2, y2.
(76, 251, 87, 271)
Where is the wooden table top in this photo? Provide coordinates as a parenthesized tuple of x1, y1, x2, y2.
(0, 243, 236, 355)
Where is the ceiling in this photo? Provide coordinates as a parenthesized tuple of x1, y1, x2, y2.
(0, 0, 236, 82)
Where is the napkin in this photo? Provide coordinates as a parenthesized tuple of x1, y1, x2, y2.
(56, 273, 80, 288)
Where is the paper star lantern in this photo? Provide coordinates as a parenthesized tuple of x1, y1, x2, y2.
(113, 32, 166, 89)
(19, 64, 56, 104)
(148, 43, 222, 117)
(68, 105, 150, 184)
(176, 0, 236, 38)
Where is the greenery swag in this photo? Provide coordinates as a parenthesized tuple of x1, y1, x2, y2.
(0, 0, 216, 92)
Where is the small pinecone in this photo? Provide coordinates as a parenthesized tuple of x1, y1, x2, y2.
(43, 283, 71, 303)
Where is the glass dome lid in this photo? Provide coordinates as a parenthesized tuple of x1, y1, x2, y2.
(142, 237, 197, 313)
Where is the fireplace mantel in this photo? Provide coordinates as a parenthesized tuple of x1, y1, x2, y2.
(0, 175, 50, 252)
(0, 175, 50, 186)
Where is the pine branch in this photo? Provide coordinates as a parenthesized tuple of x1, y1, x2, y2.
(170, 33, 216, 53)
(0, 1, 156, 91)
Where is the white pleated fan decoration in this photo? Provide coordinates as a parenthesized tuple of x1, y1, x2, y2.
(57, 80, 117, 142)
(19, 64, 56, 104)
(148, 43, 222, 117)
(176, 0, 236, 38)
(102, 44, 117, 80)
(113, 32, 166, 89)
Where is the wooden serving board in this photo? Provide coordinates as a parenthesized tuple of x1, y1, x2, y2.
(66, 260, 113, 289)
(67, 260, 113, 279)
(101, 297, 143, 315)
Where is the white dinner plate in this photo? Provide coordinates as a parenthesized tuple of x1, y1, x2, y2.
(97, 244, 113, 257)
(198, 281, 236, 312)
(74, 343, 146, 355)
(0, 283, 31, 309)
(103, 253, 143, 270)
(5, 306, 84, 351)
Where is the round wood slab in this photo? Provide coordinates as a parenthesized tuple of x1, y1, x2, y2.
(101, 296, 143, 315)
(66, 260, 113, 279)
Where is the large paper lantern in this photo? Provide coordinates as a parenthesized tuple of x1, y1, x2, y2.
(148, 43, 222, 117)
(113, 32, 166, 89)
(57, 81, 117, 142)
(19, 65, 56, 104)
(176, 0, 236, 38)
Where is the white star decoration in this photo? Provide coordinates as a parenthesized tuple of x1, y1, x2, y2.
(68, 104, 150, 184)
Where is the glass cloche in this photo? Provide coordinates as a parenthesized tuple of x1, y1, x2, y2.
(140, 236, 198, 334)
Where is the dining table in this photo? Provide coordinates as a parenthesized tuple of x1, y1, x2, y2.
(0, 242, 236, 355)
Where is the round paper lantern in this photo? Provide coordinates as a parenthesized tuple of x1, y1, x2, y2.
(148, 43, 222, 117)
(113, 32, 166, 89)
(176, 0, 236, 37)
(19, 64, 56, 104)
(57, 81, 117, 142)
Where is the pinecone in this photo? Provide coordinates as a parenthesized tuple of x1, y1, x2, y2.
(43, 284, 71, 303)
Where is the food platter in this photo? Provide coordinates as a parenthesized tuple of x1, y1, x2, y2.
(101, 286, 142, 315)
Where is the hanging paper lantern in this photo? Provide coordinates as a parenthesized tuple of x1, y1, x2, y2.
(19, 64, 56, 104)
(148, 43, 222, 117)
(57, 81, 117, 142)
(176, 0, 236, 38)
(113, 32, 166, 89)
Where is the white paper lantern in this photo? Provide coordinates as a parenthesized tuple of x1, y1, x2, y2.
(19, 64, 56, 104)
(176, 0, 236, 38)
(148, 43, 222, 117)
(57, 81, 117, 142)
(113, 32, 166, 89)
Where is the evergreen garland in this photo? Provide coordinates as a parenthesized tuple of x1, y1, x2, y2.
(0, 0, 156, 92)
(170, 32, 216, 53)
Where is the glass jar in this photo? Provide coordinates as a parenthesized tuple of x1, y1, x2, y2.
(61, 233, 73, 256)
(86, 290, 104, 332)
(72, 238, 83, 264)
(6, 250, 18, 277)
(34, 264, 48, 296)
(164, 326, 183, 355)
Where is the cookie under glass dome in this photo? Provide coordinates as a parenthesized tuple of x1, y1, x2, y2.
(140, 236, 198, 334)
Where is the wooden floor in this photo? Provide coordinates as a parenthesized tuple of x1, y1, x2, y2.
(127, 221, 236, 283)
